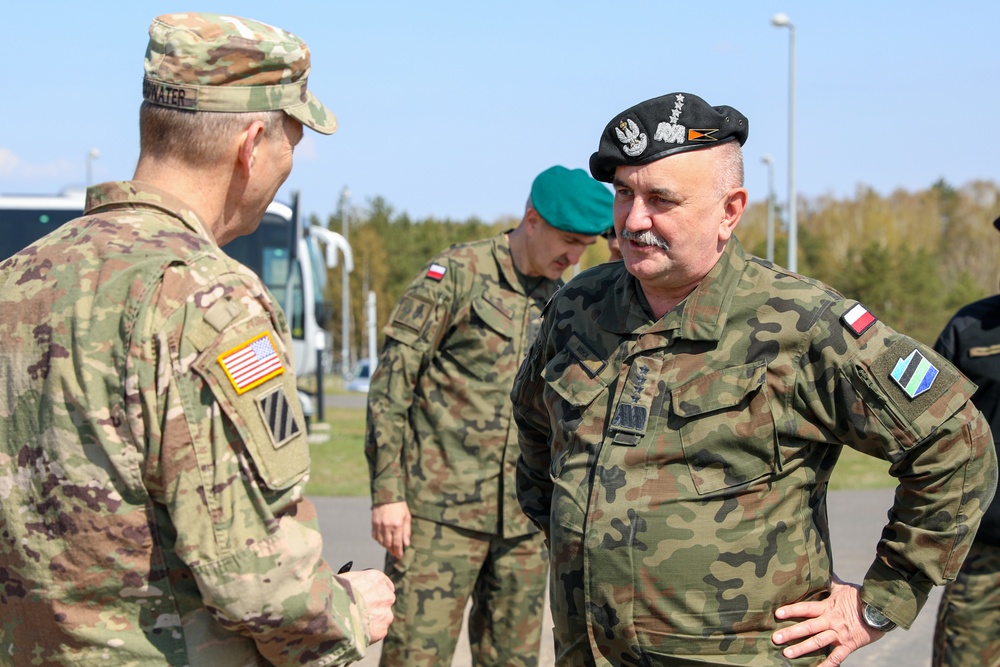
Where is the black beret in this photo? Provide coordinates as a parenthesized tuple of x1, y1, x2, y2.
(993, 216, 1000, 232)
(589, 92, 749, 183)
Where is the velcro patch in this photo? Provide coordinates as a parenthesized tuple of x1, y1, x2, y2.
(610, 403, 648, 435)
(218, 332, 284, 395)
(391, 293, 434, 334)
(567, 333, 606, 378)
(842, 303, 877, 337)
(426, 263, 447, 281)
(256, 386, 302, 449)
(890, 349, 939, 399)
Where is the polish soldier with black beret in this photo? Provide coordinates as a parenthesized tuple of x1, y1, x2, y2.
(511, 92, 998, 666)
(0, 13, 394, 666)
(366, 165, 613, 666)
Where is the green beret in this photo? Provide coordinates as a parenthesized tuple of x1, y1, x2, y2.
(530, 166, 613, 236)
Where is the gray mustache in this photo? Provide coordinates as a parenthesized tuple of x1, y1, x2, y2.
(620, 229, 670, 251)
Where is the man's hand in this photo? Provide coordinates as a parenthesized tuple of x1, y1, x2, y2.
(339, 569, 395, 643)
(772, 575, 885, 666)
(371, 501, 411, 560)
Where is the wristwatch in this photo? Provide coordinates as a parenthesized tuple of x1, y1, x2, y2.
(861, 603, 897, 632)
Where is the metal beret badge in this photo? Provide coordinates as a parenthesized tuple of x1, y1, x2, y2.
(589, 92, 748, 182)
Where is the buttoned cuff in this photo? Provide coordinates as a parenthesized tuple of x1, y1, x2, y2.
(860, 557, 934, 630)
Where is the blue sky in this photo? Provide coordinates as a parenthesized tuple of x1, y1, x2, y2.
(2, 1, 998, 224)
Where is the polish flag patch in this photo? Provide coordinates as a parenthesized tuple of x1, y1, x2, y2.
(842, 304, 877, 337)
(426, 263, 447, 281)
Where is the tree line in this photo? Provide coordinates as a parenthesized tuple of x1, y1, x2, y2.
(313, 178, 1000, 368)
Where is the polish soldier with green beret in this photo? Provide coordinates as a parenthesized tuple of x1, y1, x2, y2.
(0, 13, 393, 666)
(511, 92, 998, 666)
(366, 165, 613, 666)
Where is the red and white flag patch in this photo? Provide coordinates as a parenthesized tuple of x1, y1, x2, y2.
(841, 304, 877, 337)
(426, 263, 447, 281)
(218, 332, 285, 394)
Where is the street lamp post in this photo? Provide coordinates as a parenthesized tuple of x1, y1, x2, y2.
(339, 187, 352, 380)
(85, 148, 100, 186)
(761, 154, 775, 263)
(772, 12, 797, 273)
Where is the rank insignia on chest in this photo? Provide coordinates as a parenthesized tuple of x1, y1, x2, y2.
(426, 263, 447, 281)
(890, 349, 939, 399)
(842, 303, 877, 337)
(218, 332, 285, 395)
(609, 403, 648, 446)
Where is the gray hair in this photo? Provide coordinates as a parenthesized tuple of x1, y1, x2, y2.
(139, 102, 285, 166)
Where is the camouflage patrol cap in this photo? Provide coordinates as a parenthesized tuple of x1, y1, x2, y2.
(589, 92, 748, 182)
(531, 166, 613, 236)
(143, 13, 337, 134)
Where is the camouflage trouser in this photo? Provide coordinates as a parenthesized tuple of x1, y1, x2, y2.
(932, 540, 1000, 667)
(378, 516, 549, 667)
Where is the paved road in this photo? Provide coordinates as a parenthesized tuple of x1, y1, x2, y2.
(313, 487, 942, 666)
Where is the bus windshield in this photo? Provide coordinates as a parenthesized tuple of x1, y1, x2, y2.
(221, 210, 305, 337)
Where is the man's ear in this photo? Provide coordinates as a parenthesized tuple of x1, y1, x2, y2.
(237, 120, 267, 179)
(719, 187, 748, 241)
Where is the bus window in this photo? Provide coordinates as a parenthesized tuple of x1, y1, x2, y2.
(0, 208, 83, 260)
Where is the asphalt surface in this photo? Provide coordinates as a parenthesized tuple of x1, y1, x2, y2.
(313, 487, 942, 666)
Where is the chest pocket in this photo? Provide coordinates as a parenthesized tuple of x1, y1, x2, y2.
(670, 361, 777, 495)
(441, 293, 514, 381)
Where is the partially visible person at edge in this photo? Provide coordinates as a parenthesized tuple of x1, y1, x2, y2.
(931, 218, 1000, 667)
(365, 166, 613, 667)
(603, 224, 623, 261)
(0, 13, 393, 666)
(510, 92, 998, 666)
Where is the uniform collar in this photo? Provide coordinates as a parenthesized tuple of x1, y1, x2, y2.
(495, 231, 553, 296)
(84, 181, 216, 244)
(596, 237, 746, 342)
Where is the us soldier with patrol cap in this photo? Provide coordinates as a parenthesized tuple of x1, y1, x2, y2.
(366, 165, 613, 666)
(0, 13, 393, 666)
(511, 92, 998, 666)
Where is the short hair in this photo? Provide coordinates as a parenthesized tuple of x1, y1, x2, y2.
(713, 141, 745, 196)
(139, 102, 285, 166)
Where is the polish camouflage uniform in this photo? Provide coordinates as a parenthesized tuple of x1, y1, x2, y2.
(512, 240, 997, 666)
(366, 233, 556, 666)
(0, 14, 365, 667)
(511, 93, 997, 666)
(931, 292, 1000, 667)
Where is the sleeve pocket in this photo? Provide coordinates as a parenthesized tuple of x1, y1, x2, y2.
(192, 324, 310, 491)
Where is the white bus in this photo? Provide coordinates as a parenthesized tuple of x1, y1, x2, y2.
(0, 189, 334, 419)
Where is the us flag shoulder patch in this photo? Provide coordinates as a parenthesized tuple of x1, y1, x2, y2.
(426, 263, 447, 281)
(841, 303, 877, 337)
(218, 332, 284, 395)
(256, 386, 302, 448)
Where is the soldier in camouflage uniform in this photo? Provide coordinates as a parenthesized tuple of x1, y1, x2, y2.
(510, 92, 998, 666)
(365, 166, 613, 666)
(0, 14, 393, 666)
(931, 221, 1000, 667)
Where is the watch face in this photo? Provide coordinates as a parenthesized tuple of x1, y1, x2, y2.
(863, 604, 893, 629)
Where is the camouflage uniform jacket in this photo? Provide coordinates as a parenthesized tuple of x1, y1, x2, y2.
(511, 237, 997, 665)
(0, 182, 369, 666)
(366, 232, 559, 537)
